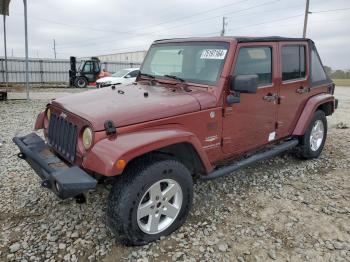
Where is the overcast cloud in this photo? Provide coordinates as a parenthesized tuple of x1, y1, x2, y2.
(1, 0, 349, 69)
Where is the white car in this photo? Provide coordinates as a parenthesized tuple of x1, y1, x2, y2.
(96, 68, 140, 88)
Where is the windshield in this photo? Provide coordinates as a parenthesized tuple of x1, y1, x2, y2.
(112, 69, 130, 77)
(141, 42, 229, 85)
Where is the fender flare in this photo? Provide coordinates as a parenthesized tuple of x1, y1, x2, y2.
(293, 93, 335, 136)
(83, 128, 213, 176)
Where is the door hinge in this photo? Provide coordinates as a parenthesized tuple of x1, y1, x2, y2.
(277, 95, 281, 104)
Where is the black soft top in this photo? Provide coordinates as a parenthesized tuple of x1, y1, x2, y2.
(235, 36, 312, 43)
(154, 36, 313, 44)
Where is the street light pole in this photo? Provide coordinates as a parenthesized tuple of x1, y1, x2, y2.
(303, 0, 310, 38)
(23, 0, 29, 100)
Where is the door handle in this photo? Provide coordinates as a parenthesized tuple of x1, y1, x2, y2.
(296, 86, 310, 94)
(263, 93, 278, 102)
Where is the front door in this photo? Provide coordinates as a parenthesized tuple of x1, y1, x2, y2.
(222, 43, 278, 156)
(82, 61, 95, 83)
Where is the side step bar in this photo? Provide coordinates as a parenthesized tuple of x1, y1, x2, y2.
(201, 139, 299, 180)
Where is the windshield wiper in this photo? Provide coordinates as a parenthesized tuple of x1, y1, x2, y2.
(163, 74, 186, 83)
(139, 72, 155, 79)
(139, 72, 157, 85)
(163, 75, 192, 92)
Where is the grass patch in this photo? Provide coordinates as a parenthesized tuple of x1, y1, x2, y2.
(332, 79, 350, 86)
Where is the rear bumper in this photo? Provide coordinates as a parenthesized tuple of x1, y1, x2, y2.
(13, 133, 97, 199)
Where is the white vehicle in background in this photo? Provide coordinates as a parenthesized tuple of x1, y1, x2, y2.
(96, 68, 140, 88)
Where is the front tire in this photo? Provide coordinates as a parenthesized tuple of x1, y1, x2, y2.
(106, 157, 193, 245)
(74, 77, 88, 88)
(297, 110, 327, 159)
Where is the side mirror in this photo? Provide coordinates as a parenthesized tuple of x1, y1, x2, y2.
(231, 75, 258, 93)
(124, 75, 131, 78)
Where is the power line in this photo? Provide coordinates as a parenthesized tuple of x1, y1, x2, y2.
(14, 0, 249, 47)
(128, 0, 248, 32)
(310, 7, 350, 13)
(201, 13, 304, 36)
(60, 0, 280, 48)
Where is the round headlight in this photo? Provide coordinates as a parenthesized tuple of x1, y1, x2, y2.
(82, 127, 93, 150)
(46, 108, 51, 121)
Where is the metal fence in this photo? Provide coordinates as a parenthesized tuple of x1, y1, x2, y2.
(0, 57, 141, 84)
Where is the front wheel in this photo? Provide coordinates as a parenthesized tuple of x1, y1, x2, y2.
(106, 157, 193, 245)
(297, 110, 327, 159)
(74, 77, 88, 88)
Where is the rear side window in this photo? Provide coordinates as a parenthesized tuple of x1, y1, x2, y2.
(282, 45, 306, 81)
(311, 47, 327, 82)
(234, 47, 272, 86)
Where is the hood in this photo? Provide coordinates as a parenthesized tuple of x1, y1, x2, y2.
(96, 76, 125, 84)
(52, 83, 216, 131)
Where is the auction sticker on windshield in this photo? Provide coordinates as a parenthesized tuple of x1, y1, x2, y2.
(200, 49, 227, 59)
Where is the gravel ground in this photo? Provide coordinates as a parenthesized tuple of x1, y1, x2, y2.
(0, 87, 349, 262)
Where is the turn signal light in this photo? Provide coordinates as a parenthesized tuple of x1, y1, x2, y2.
(116, 159, 126, 169)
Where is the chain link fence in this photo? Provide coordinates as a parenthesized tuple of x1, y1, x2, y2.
(0, 57, 141, 85)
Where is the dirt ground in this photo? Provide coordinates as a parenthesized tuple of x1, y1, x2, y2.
(0, 87, 349, 262)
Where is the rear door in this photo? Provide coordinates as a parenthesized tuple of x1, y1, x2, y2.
(277, 42, 310, 139)
(222, 42, 279, 155)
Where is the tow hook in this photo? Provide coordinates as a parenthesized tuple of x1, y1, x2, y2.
(75, 193, 86, 204)
(41, 179, 51, 188)
(17, 152, 26, 159)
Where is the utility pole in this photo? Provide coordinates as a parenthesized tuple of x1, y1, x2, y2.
(303, 0, 310, 38)
(24, 0, 29, 100)
(220, 17, 227, 36)
(3, 15, 8, 88)
(53, 39, 57, 59)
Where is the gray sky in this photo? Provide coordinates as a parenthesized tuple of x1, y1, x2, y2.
(1, 0, 349, 69)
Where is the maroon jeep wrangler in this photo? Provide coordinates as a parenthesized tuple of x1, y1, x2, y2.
(13, 36, 337, 245)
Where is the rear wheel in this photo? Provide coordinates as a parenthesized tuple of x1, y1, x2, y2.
(74, 77, 88, 88)
(297, 110, 327, 159)
(106, 157, 193, 245)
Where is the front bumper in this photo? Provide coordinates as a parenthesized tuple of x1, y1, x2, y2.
(13, 133, 97, 199)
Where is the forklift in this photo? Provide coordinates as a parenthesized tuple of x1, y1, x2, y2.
(69, 56, 101, 88)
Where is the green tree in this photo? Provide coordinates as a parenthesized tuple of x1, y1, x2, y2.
(324, 66, 332, 76)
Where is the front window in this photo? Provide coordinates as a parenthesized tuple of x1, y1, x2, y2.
(82, 61, 93, 73)
(234, 46, 272, 86)
(141, 42, 229, 85)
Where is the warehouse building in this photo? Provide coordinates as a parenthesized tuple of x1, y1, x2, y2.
(94, 51, 147, 63)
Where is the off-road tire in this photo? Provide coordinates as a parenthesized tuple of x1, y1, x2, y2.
(297, 110, 327, 159)
(74, 77, 88, 88)
(106, 156, 193, 246)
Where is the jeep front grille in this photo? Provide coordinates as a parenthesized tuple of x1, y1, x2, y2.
(48, 113, 78, 162)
